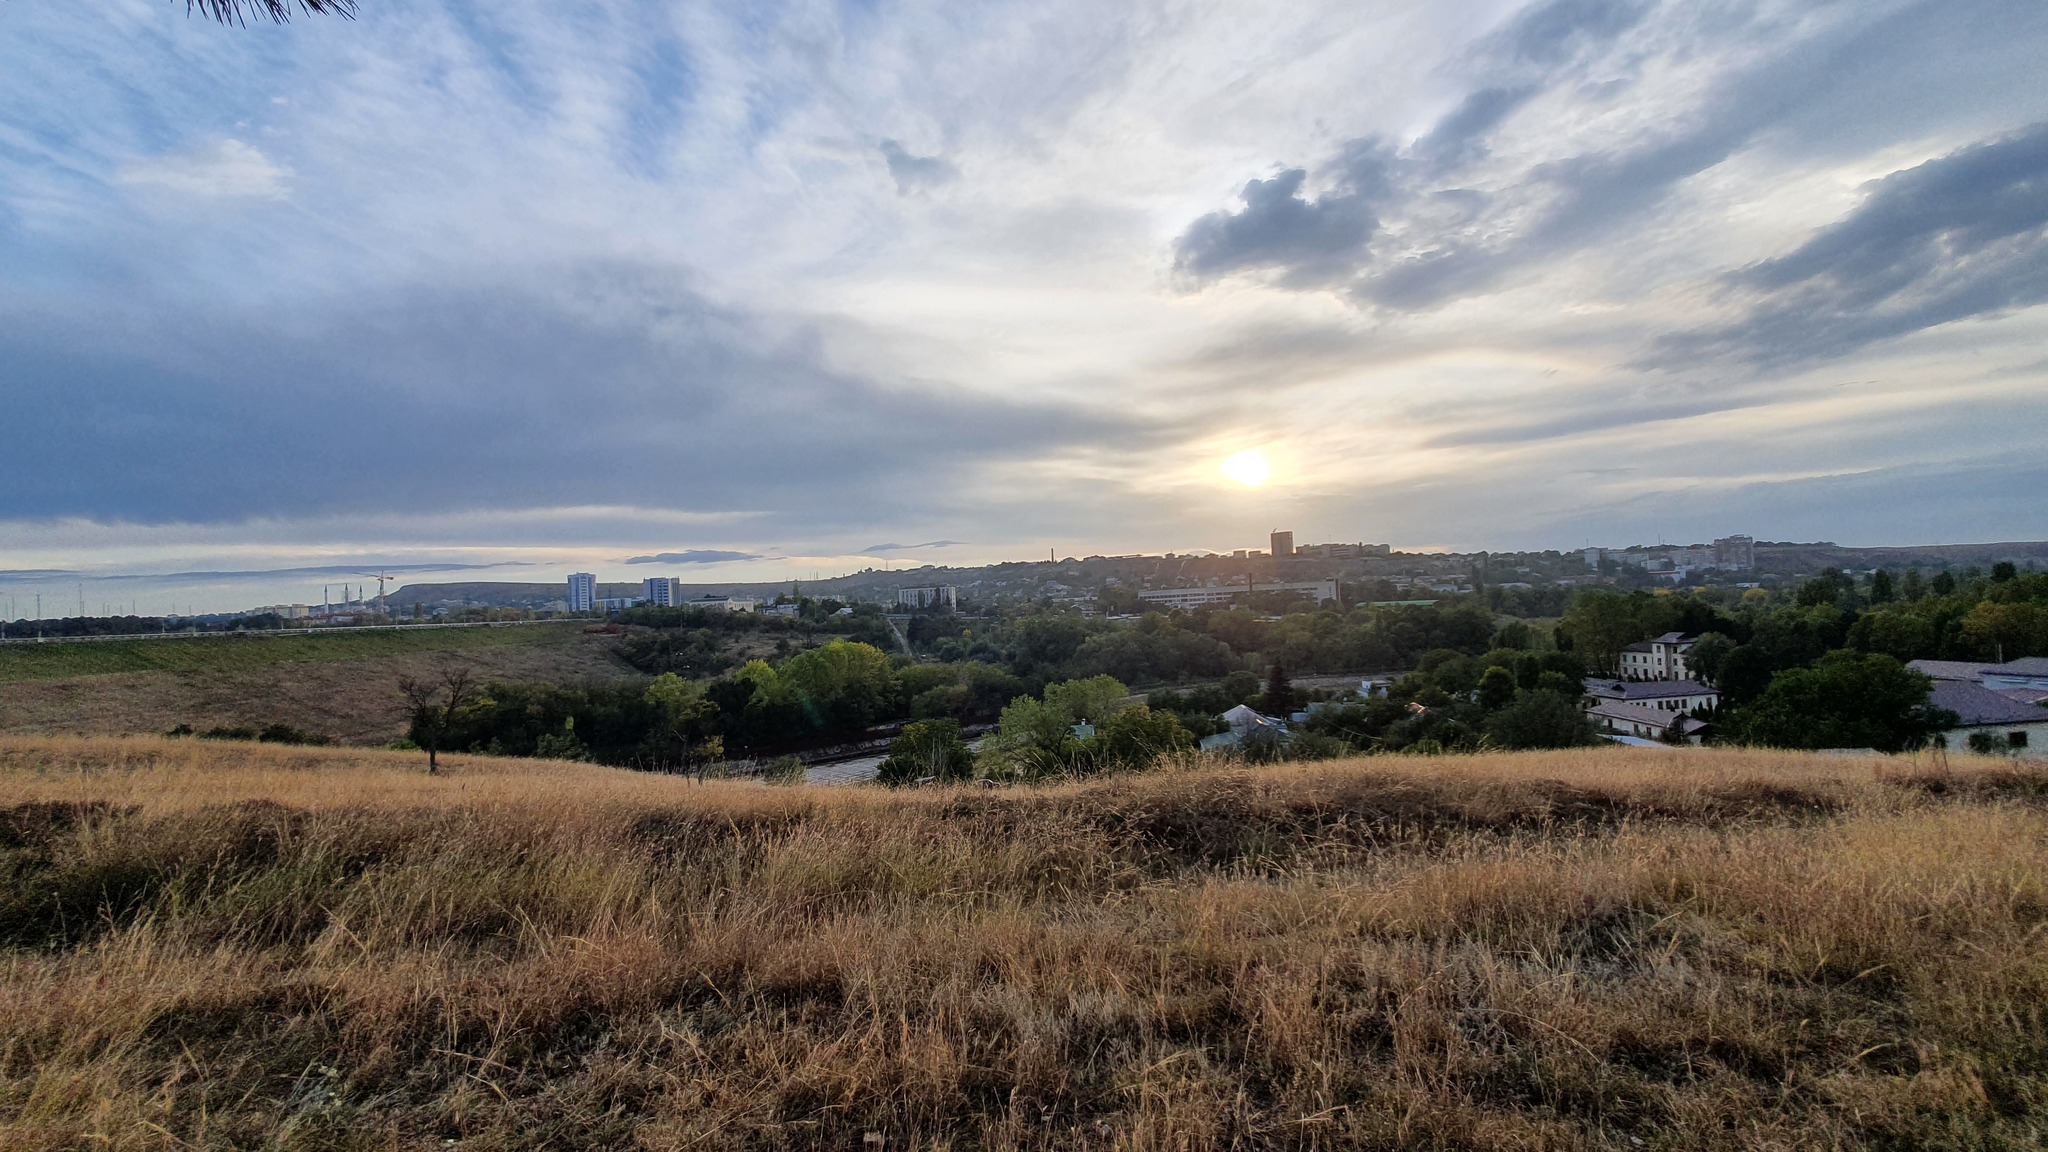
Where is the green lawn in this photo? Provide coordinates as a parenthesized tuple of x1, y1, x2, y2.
(0, 623, 590, 682)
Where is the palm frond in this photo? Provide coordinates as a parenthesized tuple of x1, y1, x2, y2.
(187, 0, 358, 25)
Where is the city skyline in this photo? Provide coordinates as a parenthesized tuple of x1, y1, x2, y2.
(4, 1, 2046, 604)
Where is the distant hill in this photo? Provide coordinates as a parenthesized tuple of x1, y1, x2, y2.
(1754, 540, 2048, 572)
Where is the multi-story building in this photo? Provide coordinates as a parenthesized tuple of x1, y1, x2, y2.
(681, 596, 756, 614)
(1584, 677, 1720, 714)
(1714, 535, 1755, 570)
(1618, 632, 1696, 680)
(1137, 578, 1337, 611)
(1270, 530, 1294, 559)
(896, 585, 958, 610)
(642, 577, 679, 607)
(566, 572, 596, 613)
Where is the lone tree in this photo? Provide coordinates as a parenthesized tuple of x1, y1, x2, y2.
(1259, 664, 1295, 716)
(397, 668, 479, 775)
(187, 1, 357, 24)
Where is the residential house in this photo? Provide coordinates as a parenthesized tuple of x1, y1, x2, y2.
(1618, 632, 1696, 680)
(1908, 659, 2048, 759)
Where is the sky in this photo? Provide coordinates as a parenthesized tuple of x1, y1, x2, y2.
(3, 0, 2046, 613)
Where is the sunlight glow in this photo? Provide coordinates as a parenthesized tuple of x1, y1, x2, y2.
(1220, 449, 1271, 487)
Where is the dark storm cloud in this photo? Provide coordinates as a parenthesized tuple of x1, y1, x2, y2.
(861, 540, 964, 553)
(625, 550, 761, 564)
(1662, 122, 2048, 366)
(1171, 151, 1392, 288)
(1172, 0, 2048, 341)
(879, 140, 958, 194)
(0, 265, 1144, 535)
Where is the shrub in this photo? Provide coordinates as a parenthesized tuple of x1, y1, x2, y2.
(877, 719, 975, 785)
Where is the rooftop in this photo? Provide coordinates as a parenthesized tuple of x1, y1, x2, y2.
(1929, 680, 2048, 727)
(1588, 700, 1711, 733)
(1907, 660, 1989, 682)
(1585, 678, 1717, 702)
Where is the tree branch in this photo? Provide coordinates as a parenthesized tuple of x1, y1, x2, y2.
(187, 1, 358, 25)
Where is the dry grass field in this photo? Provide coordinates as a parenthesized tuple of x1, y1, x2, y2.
(0, 736, 2042, 1150)
(0, 627, 635, 745)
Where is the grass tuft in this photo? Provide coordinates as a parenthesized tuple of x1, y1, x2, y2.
(0, 735, 2042, 1147)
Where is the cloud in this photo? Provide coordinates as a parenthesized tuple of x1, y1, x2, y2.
(1662, 121, 2048, 365)
(94, 562, 519, 582)
(1170, 0, 1930, 311)
(0, 264, 1146, 537)
(1172, 157, 1389, 289)
(861, 540, 966, 554)
(115, 139, 290, 199)
(1490, 0, 1647, 65)
(879, 140, 957, 194)
(624, 550, 761, 565)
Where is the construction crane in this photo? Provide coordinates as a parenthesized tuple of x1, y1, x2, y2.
(352, 571, 395, 617)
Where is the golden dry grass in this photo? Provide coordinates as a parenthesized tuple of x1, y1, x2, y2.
(0, 736, 2043, 1150)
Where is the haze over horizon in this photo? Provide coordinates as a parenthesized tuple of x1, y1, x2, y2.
(5, 0, 2046, 613)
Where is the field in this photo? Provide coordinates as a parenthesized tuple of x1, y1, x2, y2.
(0, 737, 2042, 1150)
(0, 625, 635, 745)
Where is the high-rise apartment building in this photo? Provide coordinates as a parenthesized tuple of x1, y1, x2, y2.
(642, 577, 678, 607)
(1270, 530, 1294, 559)
(1713, 535, 1755, 571)
(566, 572, 596, 613)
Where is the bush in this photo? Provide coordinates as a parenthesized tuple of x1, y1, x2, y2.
(761, 755, 807, 785)
(877, 719, 975, 785)
(1089, 706, 1194, 772)
(1484, 690, 1598, 750)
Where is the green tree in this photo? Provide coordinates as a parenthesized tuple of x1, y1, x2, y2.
(1713, 644, 1778, 707)
(1476, 665, 1517, 711)
(1042, 675, 1130, 726)
(1728, 653, 1953, 753)
(979, 696, 1081, 779)
(641, 673, 718, 770)
(877, 719, 975, 785)
(776, 641, 898, 732)
(1870, 569, 1895, 603)
(1847, 611, 1938, 662)
(1931, 570, 1958, 596)
(1902, 568, 1927, 601)
(1259, 664, 1296, 714)
(1559, 591, 1652, 673)
(1491, 621, 1535, 650)
(1992, 561, 2018, 583)
(1090, 706, 1195, 771)
(1484, 690, 1596, 750)
(1686, 632, 1736, 685)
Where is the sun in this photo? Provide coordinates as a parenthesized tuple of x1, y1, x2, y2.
(1220, 448, 1271, 487)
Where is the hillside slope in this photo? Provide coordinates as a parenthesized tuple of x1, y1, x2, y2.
(0, 738, 2041, 1149)
(0, 625, 635, 744)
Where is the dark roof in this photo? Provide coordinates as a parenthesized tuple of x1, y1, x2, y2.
(1930, 680, 2048, 727)
(1585, 678, 1717, 702)
(1992, 657, 2048, 676)
(1589, 701, 1710, 733)
(1621, 632, 1695, 654)
(1908, 660, 1991, 681)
